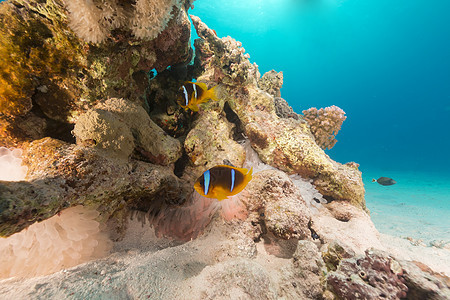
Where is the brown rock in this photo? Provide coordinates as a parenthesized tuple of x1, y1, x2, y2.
(327, 249, 408, 300)
(184, 110, 245, 173)
(243, 169, 311, 240)
(400, 260, 450, 300)
(0, 137, 188, 237)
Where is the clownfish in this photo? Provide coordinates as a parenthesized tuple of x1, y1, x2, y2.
(178, 81, 218, 112)
(194, 165, 253, 201)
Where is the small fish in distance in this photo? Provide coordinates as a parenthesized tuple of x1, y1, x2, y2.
(178, 81, 218, 112)
(194, 165, 253, 200)
(372, 177, 396, 186)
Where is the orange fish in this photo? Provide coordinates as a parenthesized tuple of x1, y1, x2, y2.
(178, 81, 218, 112)
(194, 165, 253, 201)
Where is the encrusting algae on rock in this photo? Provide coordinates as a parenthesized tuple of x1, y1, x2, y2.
(0, 0, 191, 147)
(0, 0, 84, 118)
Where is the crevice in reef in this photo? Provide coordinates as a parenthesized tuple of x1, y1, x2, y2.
(254, 210, 299, 259)
(223, 101, 245, 142)
(308, 220, 320, 241)
(322, 195, 334, 203)
(30, 94, 75, 144)
(174, 150, 190, 178)
(145, 66, 195, 138)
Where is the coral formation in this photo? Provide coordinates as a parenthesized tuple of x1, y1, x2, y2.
(191, 16, 365, 208)
(274, 97, 300, 120)
(0, 206, 111, 278)
(184, 110, 245, 173)
(243, 170, 312, 240)
(65, 0, 183, 43)
(289, 241, 326, 299)
(191, 15, 259, 86)
(302, 105, 347, 150)
(0, 0, 84, 118)
(73, 109, 135, 160)
(399, 260, 450, 299)
(312, 201, 384, 254)
(242, 140, 326, 213)
(258, 70, 284, 98)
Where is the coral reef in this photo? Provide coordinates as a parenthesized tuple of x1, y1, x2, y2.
(184, 110, 245, 173)
(243, 170, 312, 240)
(2, 214, 447, 299)
(322, 241, 356, 272)
(399, 260, 450, 299)
(288, 241, 326, 299)
(190, 15, 259, 86)
(302, 105, 347, 150)
(191, 16, 365, 208)
(274, 97, 300, 120)
(0, 0, 83, 118)
(0, 4, 448, 299)
(312, 201, 384, 254)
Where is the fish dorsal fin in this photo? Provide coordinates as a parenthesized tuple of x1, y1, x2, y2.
(195, 82, 208, 91)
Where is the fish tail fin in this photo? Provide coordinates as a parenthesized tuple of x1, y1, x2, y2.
(372, 179, 376, 182)
(205, 85, 219, 102)
(190, 103, 200, 112)
(242, 167, 253, 186)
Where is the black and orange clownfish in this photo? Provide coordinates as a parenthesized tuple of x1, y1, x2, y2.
(178, 81, 218, 112)
(194, 165, 253, 201)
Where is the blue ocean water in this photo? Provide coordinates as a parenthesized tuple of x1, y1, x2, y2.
(192, 0, 450, 243)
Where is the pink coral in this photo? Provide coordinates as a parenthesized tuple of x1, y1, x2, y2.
(302, 105, 347, 150)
